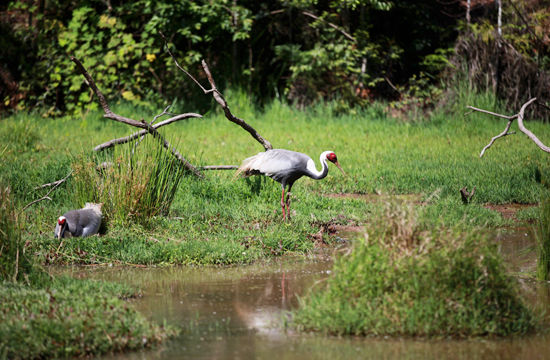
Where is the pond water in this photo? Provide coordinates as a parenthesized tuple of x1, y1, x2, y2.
(61, 230, 550, 360)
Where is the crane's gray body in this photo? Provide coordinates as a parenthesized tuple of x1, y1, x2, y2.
(54, 203, 102, 238)
(238, 149, 327, 189)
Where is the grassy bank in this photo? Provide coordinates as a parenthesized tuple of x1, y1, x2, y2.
(290, 202, 537, 337)
(1, 90, 549, 266)
(0, 277, 177, 359)
(0, 186, 177, 358)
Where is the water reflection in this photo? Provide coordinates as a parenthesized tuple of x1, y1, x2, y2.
(58, 231, 550, 360)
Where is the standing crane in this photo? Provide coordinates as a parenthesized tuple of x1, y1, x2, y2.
(54, 203, 103, 240)
(236, 149, 345, 220)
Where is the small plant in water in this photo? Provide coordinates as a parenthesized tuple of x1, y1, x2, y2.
(72, 135, 186, 225)
(536, 196, 550, 281)
(291, 201, 536, 337)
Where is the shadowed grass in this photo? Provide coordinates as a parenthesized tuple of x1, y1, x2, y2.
(290, 202, 537, 337)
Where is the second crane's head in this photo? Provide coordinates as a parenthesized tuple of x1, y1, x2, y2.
(55, 216, 68, 239)
(324, 151, 345, 176)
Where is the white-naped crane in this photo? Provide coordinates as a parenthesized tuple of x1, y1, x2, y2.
(236, 149, 345, 220)
(54, 203, 103, 240)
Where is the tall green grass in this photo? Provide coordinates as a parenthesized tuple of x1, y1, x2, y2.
(72, 135, 186, 225)
(291, 202, 536, 337)
(0, 185, 36, 283)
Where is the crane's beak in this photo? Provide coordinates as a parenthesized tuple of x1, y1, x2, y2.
(334, 161, 346, 176)
(57, 223, 67, 239)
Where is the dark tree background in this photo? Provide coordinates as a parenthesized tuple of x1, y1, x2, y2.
(0, 0, 548, 116)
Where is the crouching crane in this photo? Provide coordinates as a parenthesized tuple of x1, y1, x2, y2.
(236, 149, 345, 220)
(54, 203, 103, 240)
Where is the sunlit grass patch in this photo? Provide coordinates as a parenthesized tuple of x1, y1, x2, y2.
(291, 202, 537, 337)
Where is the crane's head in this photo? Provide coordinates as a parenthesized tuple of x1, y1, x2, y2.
(325, 152, 345, 176)
(54, 216, 67, 239)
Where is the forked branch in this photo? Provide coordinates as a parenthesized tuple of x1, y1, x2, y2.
(160, 33, 273, 151)
(467, 98, 550, 157)
(70, 56, 203, 178)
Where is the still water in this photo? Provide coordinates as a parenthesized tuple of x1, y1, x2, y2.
(61, 230, 550, 360)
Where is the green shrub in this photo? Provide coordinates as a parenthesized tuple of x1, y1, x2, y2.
(292, 202, 536, 337)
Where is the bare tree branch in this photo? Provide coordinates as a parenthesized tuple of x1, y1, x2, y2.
(467, 97, 549, 157)
(22, 171, 73, 212)
(70, 56, 204, 178)
(516, 98, 550, 153)
(160, 33, 273, 151)
(301, 11, 355, 42)
(94, 113, 202, 151)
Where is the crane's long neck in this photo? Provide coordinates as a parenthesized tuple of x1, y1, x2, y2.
(305, 152, 330, 180)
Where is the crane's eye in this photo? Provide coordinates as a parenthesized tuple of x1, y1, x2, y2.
(328, 153, 337, 162)
(58, 217, 66, 225)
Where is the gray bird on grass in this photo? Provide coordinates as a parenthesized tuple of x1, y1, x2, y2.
(54, 203, 103, 239)
(236, 149, 345, 220)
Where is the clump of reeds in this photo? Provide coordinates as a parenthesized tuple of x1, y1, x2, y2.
(291, 201, 536, 337)
(536, 197, 550, 281)
(0, 185, 35, 283)
(72, 136, 186, 225)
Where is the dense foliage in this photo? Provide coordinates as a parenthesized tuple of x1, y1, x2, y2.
(1, 0, 463, 115)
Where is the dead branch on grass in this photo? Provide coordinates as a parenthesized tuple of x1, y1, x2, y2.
(71, 56, 203, 178)
(467, 97, 550, 157)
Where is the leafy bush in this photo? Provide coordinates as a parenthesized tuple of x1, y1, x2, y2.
(292, 202, 536, 337)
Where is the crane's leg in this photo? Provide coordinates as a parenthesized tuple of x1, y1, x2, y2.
(280, 186, 286, 220)
(285, 183, 293, 220)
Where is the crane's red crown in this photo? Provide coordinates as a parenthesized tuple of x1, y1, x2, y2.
(327, 152, 337, 163)
(58, 216, 66, 225)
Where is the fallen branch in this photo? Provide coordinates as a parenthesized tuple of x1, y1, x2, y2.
(199, 165, 238, 170)
(161, 32, 273, 151)
(467, 97, 550, 157)
(70, 56, 203, 178)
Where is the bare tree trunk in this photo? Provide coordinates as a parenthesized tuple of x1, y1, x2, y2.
(466, 0, 471, 25)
